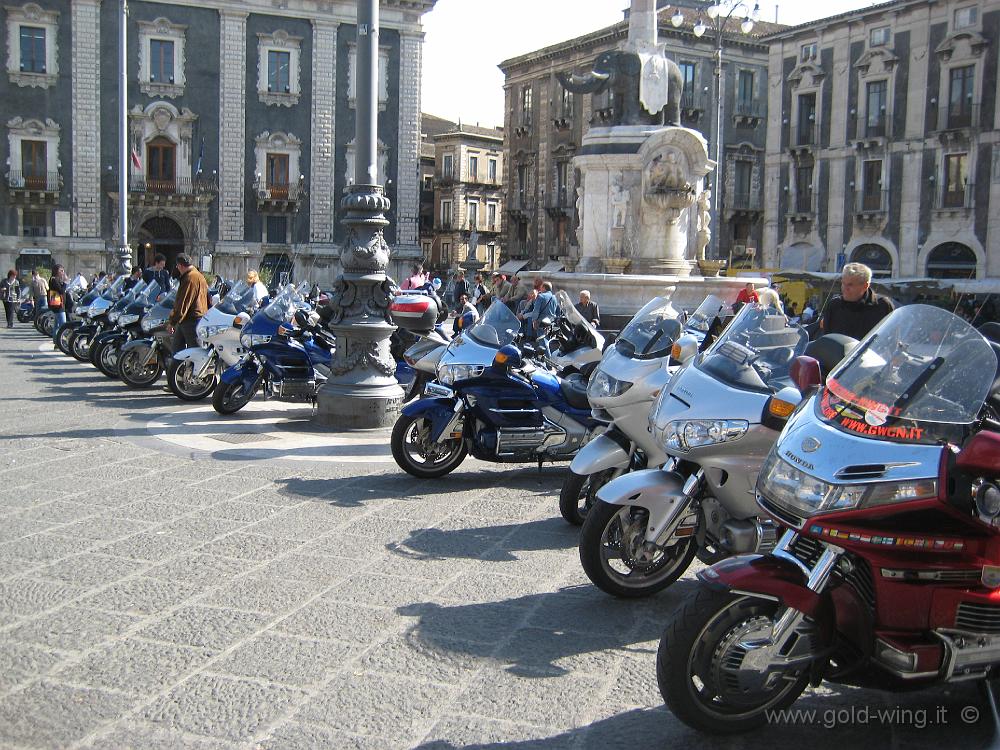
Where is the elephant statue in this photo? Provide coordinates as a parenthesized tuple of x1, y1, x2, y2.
(557, 49, 683, 128)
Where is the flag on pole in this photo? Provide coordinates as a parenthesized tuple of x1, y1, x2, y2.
(195, 138, 204, 175)
(130, 147, 142, 171)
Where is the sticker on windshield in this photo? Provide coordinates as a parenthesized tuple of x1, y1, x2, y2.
(864, 402, 889, 426)
(820, 389, 925, 442)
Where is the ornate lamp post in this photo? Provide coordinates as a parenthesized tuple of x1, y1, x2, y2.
(314, 0, 403, 429)
(116, 0, 132, 274)
(673, 1, 759, 263)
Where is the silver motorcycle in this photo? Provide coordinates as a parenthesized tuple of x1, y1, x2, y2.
(579, 303, 847, 598)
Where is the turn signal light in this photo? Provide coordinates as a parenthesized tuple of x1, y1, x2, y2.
(768, 399, 797, 418)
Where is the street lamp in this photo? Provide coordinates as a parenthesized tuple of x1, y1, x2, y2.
(675, 1, 760, 264)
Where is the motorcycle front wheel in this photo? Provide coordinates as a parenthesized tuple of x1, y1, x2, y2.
(168, 359, 217, 401)
(579, 500, 698, 598)
(657, 587, 810, 734)
(559, 468, 615, 526)
(55, 324, 75, 356)
(119, 347, 163, 388)
(39, 311, 55, 337)
(212, 374, 262, 414)
(70, 330, 92, 361)
(93, 340, 121, 378)
(391, 414, 467, 478)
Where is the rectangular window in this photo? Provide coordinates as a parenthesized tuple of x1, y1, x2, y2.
(441, 200, 452, 229)
(520, 85, 533, 127)
(488, 158, 497, 183)
(487, 203, 497, 230)
(517, 164, 529, 206)
(869, 27, 890, 47)
(797, 93, 817, 145)
(555, 161, 568, 206)
(469, 155, 478, 182)
(21, 140, 46, 188)
(268, 50, 291, 93)
(467, 201, 478, 229)
(422, 241, 431, 254)
(737, 70, 754, 107)
(266, 153, 289, 197)
(943, 153, 968, 207)
(561, 86, 574, 118)
(862, 159, 883, 210)
(795, 165, 813, 213)
(22, 210, 47, 237)
(441, 242, 451, 266)
(954, 6, 978, 29)
(147, 139, 176, 192)
(734, 161, 752, 205)
(149, 39, 174, 83)
(442, 153, 453, 179)
(679, 61, 696, 105)
(19, 26, 45, 73)
(866, 80, 887, 137)
(800, 42, 817, 62)
(265, 216, 288, 244)
(948, 65, 975, 127)
(422, 174, 433, 191)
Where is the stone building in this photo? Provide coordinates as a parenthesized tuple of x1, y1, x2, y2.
(429, 123, 504, 272)
(763, 0, 999, 280)
(418, 112, 455, 263)
(1, 0, 435, 282)
(498, 1, 779, 270)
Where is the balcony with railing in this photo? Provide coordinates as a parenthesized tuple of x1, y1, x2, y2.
(855, 188, 889, 217)
(107, 174, 219, 205)
(937, 182, 974, 212)
(729, 191, 762, 214)
(680, 91, 704, 121)
(864, 114, 890, 140)
(544, 187, 572, 218)
(507, 193, 535, 217)
(6, 170, 61, 201)
(435, 168, 456, 186)
(788, 189, 815, 222)
(733, 100, 764, 126)
(792, 122, 818, 151)
(937, 102, 980, 133)
(253, 177, 304, 212)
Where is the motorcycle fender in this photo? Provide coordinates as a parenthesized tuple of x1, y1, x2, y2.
(698, 554, 823, 618)
(174, 346, 214, 379)
(401, 397, 460, 443)
(220, 358, 260, 386)
(596, 469, 691, 545)
(120, 338, 152, 354)
(570, 432, 629, 476)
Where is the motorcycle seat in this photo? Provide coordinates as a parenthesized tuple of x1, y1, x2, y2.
(560, 374, 591, 410)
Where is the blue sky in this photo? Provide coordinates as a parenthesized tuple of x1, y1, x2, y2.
(421, 0, 881, 126)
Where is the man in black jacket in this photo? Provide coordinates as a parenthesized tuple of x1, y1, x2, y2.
(142, 253, 171, 294)
(819, 262, 894, 340)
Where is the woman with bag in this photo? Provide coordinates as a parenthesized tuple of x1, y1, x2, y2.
(0, 270, 19, 328)
(47, 265, 68, 341)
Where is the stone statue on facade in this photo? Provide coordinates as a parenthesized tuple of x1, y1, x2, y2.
(696, 189, 712, 261)
(611, 175, 630, 228)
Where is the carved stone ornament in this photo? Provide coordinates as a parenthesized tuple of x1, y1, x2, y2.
(936, 30, 990, 62)
(787, 62, 826, 89)
(330, 339, 396, 377)
(854, 47, 899, 75)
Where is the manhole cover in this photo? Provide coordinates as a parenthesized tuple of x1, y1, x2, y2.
(211, 432, 279, 445)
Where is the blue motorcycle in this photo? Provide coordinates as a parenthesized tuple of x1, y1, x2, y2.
(212, 284, 332, 414)
(390, 303, 602, 478)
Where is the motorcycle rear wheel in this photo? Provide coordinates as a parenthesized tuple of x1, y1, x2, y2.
(55, 324, 75, 356)
(94, 340, 121, 378)
(579, 500, 697, 598)
(119, 348, 163, 388)
(391, 413, 467, 478)
(168, 359, 217, 401)
(657, 587, 810, 734)
(37, 311, 55, 337)
(70, 330, 92, 361)
(212, 375, 261, 414)
(559, 468, 614, 526)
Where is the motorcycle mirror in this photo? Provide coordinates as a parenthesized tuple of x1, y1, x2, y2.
(790, 355, 823, 393)
(492, 344, 523, 371)
(671, 334, 699, 364)
(293, 309, 310, 328)
(956, 431, 1000, 476)
(762, 385, 804, 430)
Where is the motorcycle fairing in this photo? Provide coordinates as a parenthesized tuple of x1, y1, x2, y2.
(595, 468, 691, 543)
(220, 356, 262, 387)
(698, 553, 825, 617)
(571, 430, 630, 475)
(174, 345, 214, 377)
(400, 396, 460, 443)
(120, 337, 153, 354)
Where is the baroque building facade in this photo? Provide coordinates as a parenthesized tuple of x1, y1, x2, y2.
(763, 0, 1000, 280)
(498, 1, 778, 270)
(1, 0, 435, 282)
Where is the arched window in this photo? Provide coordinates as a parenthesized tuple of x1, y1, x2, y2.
(926, 242, 977, 279)
(851, 244, 892, 277)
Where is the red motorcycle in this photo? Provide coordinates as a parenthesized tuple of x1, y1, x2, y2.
(657, 305, 1000, 733)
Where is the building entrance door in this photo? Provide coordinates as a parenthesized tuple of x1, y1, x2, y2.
(136, 216, 185, 270)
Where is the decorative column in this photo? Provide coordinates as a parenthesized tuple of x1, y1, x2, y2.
(309, 19, 338, 247)
(218, 10, 248, 253)
(71, 0, 103, 249)
(315, 0, 403, 429)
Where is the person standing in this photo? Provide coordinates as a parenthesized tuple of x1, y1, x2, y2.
(123, 266, 143, 291)
(30, 268, 48, 314)
(246, 270, 269, 303)
(819, 262, 894, 340)
(529, 281, 560, 338)
(472, 273, 490, 315)
(166, 254, 208, 352)
(143, 253, 171, 294)
(1, 270, 19, 328)
(574, 290, 600, 327)
(47, 265, 69, 341)
(452, 270, 470, 306)
(492, 272, 512, 308)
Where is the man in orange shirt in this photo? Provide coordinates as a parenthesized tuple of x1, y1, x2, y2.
(166, 254, 208, 352)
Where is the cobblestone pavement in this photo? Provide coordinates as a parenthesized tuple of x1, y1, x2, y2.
(0, 325, 997, 749)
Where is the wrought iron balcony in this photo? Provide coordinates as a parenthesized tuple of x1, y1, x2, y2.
(544, 188, 572, 217)
(938, 183, 974, 211)
(855, 188, 889, 215)
(937, 102, 980, 133)
(729, 191, 762, 213)
(733, 100, 764, 125)
(7, 170, 61, 195)
(253, 177, 304, 212)
(794, 122, 818, 148)
(864, 115, 890, 139)
(507, 194, 535, 216)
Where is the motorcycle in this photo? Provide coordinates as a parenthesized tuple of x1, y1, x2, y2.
(167, 280, 259, 401)
(559, 294, 685, 525)
(390, 301, 603, 479)
(390, 291, 453, 402)
(52, 277, 101, 352)
(579, 302, 855, 598)
(529, 290, 606, 378)
(16, 289, 35, 323)
(66, 275, 128, 361)
(657, 304, 1000, 734)
(89, 281, 160, 378)
(118, 283, 178, 388)
(212, 284, 330, 415)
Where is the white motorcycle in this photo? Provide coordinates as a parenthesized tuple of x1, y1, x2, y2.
(166, 281, 260, 401)
(532, 290, 605, 377)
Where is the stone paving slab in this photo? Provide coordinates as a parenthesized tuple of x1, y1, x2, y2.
(1, 326, 999, 749)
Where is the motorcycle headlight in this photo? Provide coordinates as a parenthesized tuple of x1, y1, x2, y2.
(438, 363, 485, 386)
(756, 451, 937, 520)
(108, 311, 121, 323)
(240, 333, 272, 348)
(587, 370, 633, 400)
(200, 324, 229, 339)
(659, 419, 748, 452)
(119, 313, 139, 326)
(141, 317, 165, 333)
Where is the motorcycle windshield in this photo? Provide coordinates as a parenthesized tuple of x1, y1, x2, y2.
(262, 284, 306, 322)
(215, 281, 257, 315)
(615, 296, 683, 360)
(137, 281, 160, 306)
(465, 301, 520, 349)
(686, 294, 730, 334)
(102, 276, 127, 300)
(820, 304, 997, 443)
(697, 303, 809, 393)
